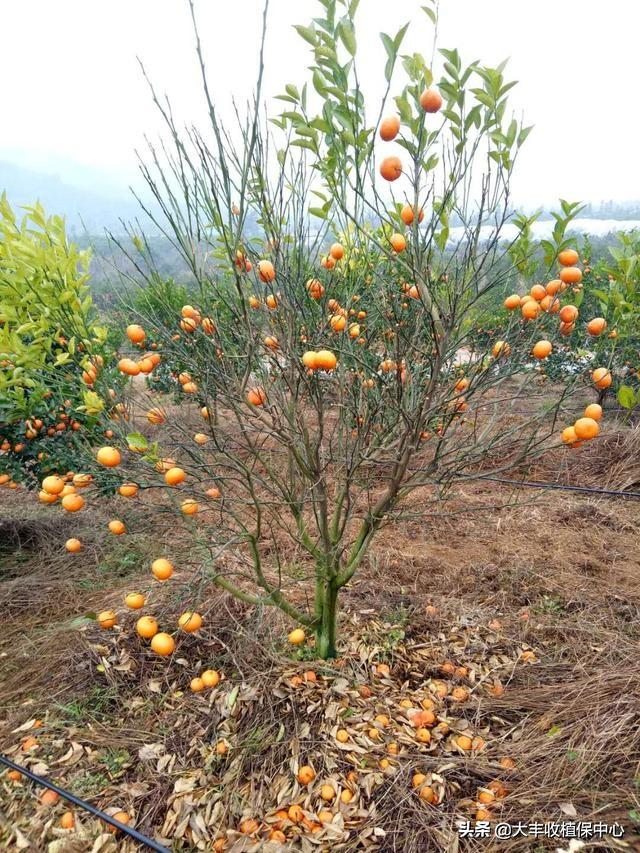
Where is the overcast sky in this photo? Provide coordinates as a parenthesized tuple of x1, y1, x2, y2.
(1, 0, 638, 207)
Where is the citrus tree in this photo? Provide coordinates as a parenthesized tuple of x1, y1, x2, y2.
(47, 0, 610, 659)
(0, 195, 119, 484)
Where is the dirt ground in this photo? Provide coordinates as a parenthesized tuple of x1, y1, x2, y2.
(1, 425, 640, 852)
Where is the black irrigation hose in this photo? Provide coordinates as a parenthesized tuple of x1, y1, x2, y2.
(477, 474, 640, 500)
(0, 754, 170, 853)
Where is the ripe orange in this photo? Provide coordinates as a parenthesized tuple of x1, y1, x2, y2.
(306, 278, 325, 300)
(529, 284, 546, 301)
(390, 233, 406, 253)
(42, 475, 65, 495)
(62, 493, 85, 513)
(584, 403, 602, 421)
(178, 611, 202, 633)
(126, 324, 146, 343)
(190, 677, 205, 693)
(40, 789, 60, 805)
(165, 466, 186, 486)
(239, 818, 260, 835)
(201, 669, 220, 688)
(65, 538, 82, 553)
(181, 499, 199, 515)
(125, 592, 145, 610)
(258, 260, 275, 282)
(136, 616, 158, 639)
(419, 87, 443, 112)
(558, 248, 579, 266)
(574, 417, 599, 440)
(22, 736, 38, 752)
(379, 115, 400, 141)
(561, 426, 578, 445)
(315, 350, 338, 371)
(151, 558, 174, 581)
(97, 446, 121, 468)
(297, 765, 315, 785)
(336, 729, 349, 743)
(340, 789, 353, 804)
(559, 266, 582, 284)
(150, 632, 175, 656)
(108, 519, 126, 535)
(587, 317, 607, 336)
(288, 628, 306, 644)
(73, 473, 92, 488)
(118, 483, 138, 498)
(330, 243, 344, 260)
(98, 610, 118, 629)
(521, 300, 540, 319)
(318, 810, 334, 823)
(194, 432, 209, 445)
(415, 727, 431, 743)
(320, 784, 335, 801)
(592, 367, 612, 389)
(206, 486, 221, 499)
(379, 156, 402, 182)
(456, 734, 473, 750)
(546, 279, 562, 295)
(302, 351, 319, 370)
(39, 489, 57, 504)
(108, 811, 131, 833)
(503, 294, 520, 310)
(400, 204, 424, 225)
(532, 340, 552, 360)
(559, 305, 579, 324)
(60, 811, 75, 829)
(247, 387, 267, 406)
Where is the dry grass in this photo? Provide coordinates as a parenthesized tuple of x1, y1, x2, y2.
(1, 422, 640, 850)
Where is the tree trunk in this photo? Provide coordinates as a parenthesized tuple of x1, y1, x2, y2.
(315, 578, 338, 659)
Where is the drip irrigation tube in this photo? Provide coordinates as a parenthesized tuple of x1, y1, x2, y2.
(0, 754, 170, 852)
(478, 474, 640, 500)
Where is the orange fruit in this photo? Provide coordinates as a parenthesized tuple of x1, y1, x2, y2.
(336, 729, 349, 743)
(558, 248, 579, 266)
(22, 736, 38, 752)
(379, 156, 402, 182)
(546, 279, 562, 295)
(108, 519, 126, 535)
(492, 341, 510, 358)
(150, 632, 175, 656)
(190, 677, 205, 693)
(574, 417, 599, 440)
(297, 765, 315, 785)
(147, 408, 165, 424)
(302, 351, 319, 370)
(118, 357, 140, 375)
(62, 493, 85, 512)
(178, 611, 202, 633)
(247, 387, 267, 406)
(390, 233, 406, 253)
(269, 829, 287, 842)
(136, 616, 159, 639)
(118, 483, 138, 498)
(288, 628, 306, 644)
(42, 475, 65, 495)
(456, 734, 473, 750)
(561, 426, 578, 445)
(239, 818, 260, 835)
(419, 87, 443, 112)
(584, 403, 602, 421)
(379, 115, 400, 141)
(181, 499, 199, 515)
(151, 558, 174, 581)
(205, 486, 221, 499)
(330, 313, 347, 332)
(40, 789, 60, 806)
(320, 784, 335, 801)
(521, 300, 540, 319)
(559, 266, 582, 284)
(559, 305, 579, 324)
(65, 538, 82, 553)
(306, 278, 325, 300)
(340, 789, 353, 804)
(529, 284, 546, 301)
(98, 610, 118, 629)
(592, 367, 612, 389)
(315, 350, 338, 371)
(258, 260, 275, 282)
(415, 727, 431, 743)
(60, 811, 75, 829)
(126, 324, 146, 343)
(201, 669, 220, 688)
(329, 243, 344, 260)
(400, 205, 424, 225)
(532, 340, 552, 360)
(125, 592, 145, 610)
(587, 317, 607, 336)
(194, 432, 209, 444)
(39, 490, 58, 504)
(108, 811, 131, 833)
(97, 447, 121, 468)
(164, 466, 186, 486)
(503, 294, 520, 310)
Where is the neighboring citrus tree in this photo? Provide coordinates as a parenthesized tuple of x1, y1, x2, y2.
(44, 0, 611, 659)
(0, 195, 118, 484)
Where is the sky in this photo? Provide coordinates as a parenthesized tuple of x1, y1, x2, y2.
(1, 0, 639, 208)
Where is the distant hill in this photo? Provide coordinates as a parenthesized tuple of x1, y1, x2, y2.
(0, 160, 143, 233)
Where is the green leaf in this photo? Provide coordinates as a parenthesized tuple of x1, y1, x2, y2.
(309, 207, 328, 219)
(421, 5, 437, 24)
(285, 84, 300, 101)
(126, 431, 148, 452)
(617, 385, 636, 410)
(294, 24, 317, 45)
(337, 19, 356, 56)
